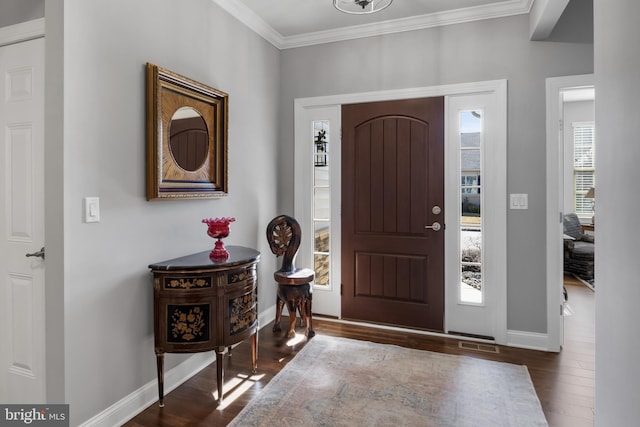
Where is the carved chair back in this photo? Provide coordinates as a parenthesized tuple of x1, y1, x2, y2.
(266, 215, 302, 273)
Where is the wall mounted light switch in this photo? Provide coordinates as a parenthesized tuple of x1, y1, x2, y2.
(510, 193, 528, 210)
(84, 197, 100, 222)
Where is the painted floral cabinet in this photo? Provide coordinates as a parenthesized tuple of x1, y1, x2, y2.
(149, 246, 260, 406)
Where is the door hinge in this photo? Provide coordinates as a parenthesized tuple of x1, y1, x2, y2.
(341, 284, 343, 296)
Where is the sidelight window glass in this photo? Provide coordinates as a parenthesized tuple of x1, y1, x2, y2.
(460, 111, 483, 304)
(313, 120, 330, 288)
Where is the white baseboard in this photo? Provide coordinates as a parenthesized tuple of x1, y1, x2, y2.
(259, 305, 276, 329)
(80, 306, 277, 427)
(507, 329, 551, 351)
(79, 352, 215, 427)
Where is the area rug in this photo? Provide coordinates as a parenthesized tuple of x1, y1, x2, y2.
(229, 335, 547, 427)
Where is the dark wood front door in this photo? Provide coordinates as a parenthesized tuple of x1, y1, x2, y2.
(341, 97, 445, 331)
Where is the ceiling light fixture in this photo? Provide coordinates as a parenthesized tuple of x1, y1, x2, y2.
(333, 0, 393, 15)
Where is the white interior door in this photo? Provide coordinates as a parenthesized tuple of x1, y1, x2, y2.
(0, 35, 46, 403)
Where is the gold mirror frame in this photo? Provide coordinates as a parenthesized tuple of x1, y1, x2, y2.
(146, 63, 228, 200)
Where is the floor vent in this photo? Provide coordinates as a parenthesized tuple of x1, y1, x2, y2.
(458, 341, 500, 354)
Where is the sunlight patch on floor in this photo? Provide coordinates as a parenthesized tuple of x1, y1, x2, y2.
(286, 334, 306, 347)
(215, 372, 265, 410)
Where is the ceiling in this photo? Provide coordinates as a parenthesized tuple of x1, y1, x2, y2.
(213, 0, 535, 49)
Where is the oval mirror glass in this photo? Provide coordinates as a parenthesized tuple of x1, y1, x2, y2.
(169, 107, 209, 171)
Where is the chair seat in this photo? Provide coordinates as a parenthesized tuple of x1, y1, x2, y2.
(274, 268, 315, 285)
(572, 241, 594, 257)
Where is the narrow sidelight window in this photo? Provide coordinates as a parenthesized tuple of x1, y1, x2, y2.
(459, 111, 483, 304)
(313, 121, 330, 287)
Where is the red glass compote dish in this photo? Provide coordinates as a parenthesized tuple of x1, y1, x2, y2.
(202, 217, 235, 261)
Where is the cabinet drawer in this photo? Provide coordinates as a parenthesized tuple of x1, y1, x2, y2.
(160, 273, 214, 291)
(227, 265, 257, 287)
(226, 284, 258, 341)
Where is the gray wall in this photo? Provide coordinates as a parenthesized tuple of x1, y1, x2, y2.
(44, 0, 281, 424)
(0, 0, 43, 28)
(594, 0, 640, 424)
(279, 14, 593, 333)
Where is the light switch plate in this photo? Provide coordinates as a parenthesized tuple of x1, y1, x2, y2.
(510, 193, 528, 210)
(84, 197, 100, 222)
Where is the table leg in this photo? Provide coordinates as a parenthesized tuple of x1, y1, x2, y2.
(156, 353, 165, 407)
(251, 332, 258, 373)
(216, 347, 225, 404)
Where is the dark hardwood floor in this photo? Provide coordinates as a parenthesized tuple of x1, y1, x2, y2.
(125, 277, 594, 427)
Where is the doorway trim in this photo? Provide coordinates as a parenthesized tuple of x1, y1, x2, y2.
(545, 74, 594, 352)
(294, 79, 507, 342)
(0, 18, 44, 47)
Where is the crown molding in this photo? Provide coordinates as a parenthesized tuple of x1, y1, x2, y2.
(211, 0, 284, 47)
(212, 0, 533, 50)
(283, 0, 534, 49)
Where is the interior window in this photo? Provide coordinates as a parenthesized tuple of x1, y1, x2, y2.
(573, 123, 595, 220)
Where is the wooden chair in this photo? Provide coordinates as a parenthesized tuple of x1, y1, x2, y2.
(266, 215, 315, 338)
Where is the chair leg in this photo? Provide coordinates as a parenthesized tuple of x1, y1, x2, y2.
(298, 305, 305, 327)
(285, 300, 297, 339)
(303, 293, 315, 338)
(272, 295, 284, 333)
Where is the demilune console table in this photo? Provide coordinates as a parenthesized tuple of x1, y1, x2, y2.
(149, 246, 260, 406)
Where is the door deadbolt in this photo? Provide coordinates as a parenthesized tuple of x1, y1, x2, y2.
(424, 222, 441, 232)
(432, 206, 442, 215)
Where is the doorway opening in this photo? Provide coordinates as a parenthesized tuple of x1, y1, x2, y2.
(294, 80, 507, 343)
(545, 74, 594, 351)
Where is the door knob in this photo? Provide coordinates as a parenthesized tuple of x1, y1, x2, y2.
(424, 222, 441, 232)
(25, 247, 45, 260)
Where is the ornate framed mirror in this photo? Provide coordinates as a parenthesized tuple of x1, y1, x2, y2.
(146, 63, 228, 200)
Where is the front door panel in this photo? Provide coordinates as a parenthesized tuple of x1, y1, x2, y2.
(341, 97, 444, 331)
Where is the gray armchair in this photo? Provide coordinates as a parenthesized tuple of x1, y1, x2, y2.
(563, 213, 595, 281)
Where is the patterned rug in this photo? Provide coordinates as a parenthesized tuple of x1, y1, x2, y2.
(229, 335, 547, 426)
